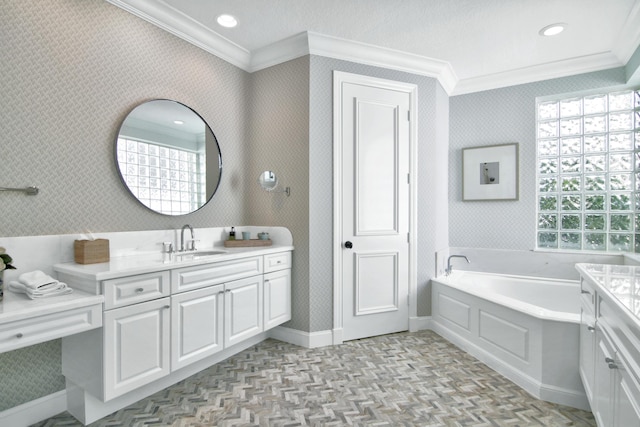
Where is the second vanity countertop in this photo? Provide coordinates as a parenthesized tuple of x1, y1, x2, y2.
(53, 244, 294, 282)
(576, 263, 640, 323)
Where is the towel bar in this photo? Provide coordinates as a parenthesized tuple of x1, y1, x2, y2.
(0, 186, 39, 195)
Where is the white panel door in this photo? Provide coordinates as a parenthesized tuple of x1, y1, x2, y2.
(171, 284, 224, 371)
(341, 78, 411, 341)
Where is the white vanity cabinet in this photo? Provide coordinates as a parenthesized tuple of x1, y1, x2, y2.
(57, 248, 292, 424)
(576, 264, 640, 427)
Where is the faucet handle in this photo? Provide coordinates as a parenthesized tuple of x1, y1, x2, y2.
(162, 242, 174, 253)
(188, 239, 200, 251)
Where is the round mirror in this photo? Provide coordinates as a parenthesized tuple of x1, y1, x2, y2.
(115, 100, 222, 215)
(258, 171, 279, 191)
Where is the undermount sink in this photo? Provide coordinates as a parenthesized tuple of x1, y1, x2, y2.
(174, 250, 227, 260)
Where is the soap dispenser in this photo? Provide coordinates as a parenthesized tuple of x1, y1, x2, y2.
(229, 227, 236, 240)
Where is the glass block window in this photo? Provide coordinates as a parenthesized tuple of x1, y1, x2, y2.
(536, 89, 640, 252)
(117, 138, 206, 215)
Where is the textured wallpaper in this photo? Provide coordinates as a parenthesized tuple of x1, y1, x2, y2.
(449, 68, 628, 250)
(0, 0, 251, 412)
(246, 57, 311, 331)
(0, 0, 249, 238)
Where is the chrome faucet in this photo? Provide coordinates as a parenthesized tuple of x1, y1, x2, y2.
(180, 224, 195, 252)
(446, 255, 469, 276)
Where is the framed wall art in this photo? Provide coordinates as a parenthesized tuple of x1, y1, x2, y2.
(462, 143, 519, 201)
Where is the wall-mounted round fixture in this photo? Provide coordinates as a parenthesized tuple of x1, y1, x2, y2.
(258, 171, 290, 196)
(539, 23, 567, 36)
(217, 14, 238, 28)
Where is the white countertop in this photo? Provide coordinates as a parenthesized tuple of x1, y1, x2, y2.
(576, 263, 640, 325)
(53, 245, 294, 281)
(0, 287, 104, 325)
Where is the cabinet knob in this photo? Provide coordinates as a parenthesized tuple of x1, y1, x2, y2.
(587, 326, 595, 332)
(136, 288, 144, 293)
(163, 305, 170, 309)
(16, 333, 23, 338)
(605, 357, 618, 369)
(581, 290, 591, 295)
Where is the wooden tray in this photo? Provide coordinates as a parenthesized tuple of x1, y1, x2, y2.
(223, 239, 272, 248)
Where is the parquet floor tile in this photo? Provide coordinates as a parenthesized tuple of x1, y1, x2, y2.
(33, 331, 595, 427)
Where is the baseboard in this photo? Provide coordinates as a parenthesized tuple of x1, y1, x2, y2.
(410, 316, 431, 331)
(0, 390, 67, 427)
(268, 326, 333, 348)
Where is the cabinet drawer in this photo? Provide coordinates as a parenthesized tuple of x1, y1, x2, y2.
(0, 304, 102, 353)
(103, 271, 170, 310)
(264, 252, 291, 273)
(172, 256, 263, 293)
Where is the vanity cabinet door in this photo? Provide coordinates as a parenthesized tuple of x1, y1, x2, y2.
(264, 269, 291, 330)
(615, 356, 640, 427)
(593, 326, 616, 427)
(171, 284, 224, 371)
(104, 297, 171, 400)
(579, 305, 596, 404)
(224, 275, 263, 348)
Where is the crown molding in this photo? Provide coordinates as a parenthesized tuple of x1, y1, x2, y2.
(249, 32, 458, 93)
(452, 51, 625, 96)
(105, 0, 638, 95)
(105, 0, 251, 69)
(249, 33, 310, 73)
(306, 32, 458, 94)
(612, 0, 640, 64)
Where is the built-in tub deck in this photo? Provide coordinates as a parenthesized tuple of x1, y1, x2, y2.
(431, 271, 587, 411)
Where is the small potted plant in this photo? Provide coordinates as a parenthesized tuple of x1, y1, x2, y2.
(0, 246, 16, 302)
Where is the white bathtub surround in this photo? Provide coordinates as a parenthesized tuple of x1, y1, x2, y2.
(437, 247, 623, 280)
(431, 271, 589, 411)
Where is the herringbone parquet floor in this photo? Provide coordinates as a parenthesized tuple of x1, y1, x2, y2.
(33, 331, 596, 427)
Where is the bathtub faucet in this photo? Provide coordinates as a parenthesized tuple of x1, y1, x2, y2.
(445, 255, 470, 276)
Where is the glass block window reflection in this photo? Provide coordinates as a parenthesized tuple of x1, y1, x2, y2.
(536, 89, 640, 252)
(117, 138, 206, 215)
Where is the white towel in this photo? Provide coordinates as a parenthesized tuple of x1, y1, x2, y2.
(18, 270, 59, 290)
(8, 281, 73, 299)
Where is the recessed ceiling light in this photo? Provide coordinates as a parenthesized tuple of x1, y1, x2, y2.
(217, 14, 238, 28)
(173, 120, 184, 125)
(539, 23, 567, 37)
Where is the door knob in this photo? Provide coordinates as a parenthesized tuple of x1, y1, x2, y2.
(344, 241, 353, 249)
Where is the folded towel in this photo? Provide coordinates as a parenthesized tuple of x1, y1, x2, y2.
(8, 281, 73, 299)
(18, 270, 59, 290)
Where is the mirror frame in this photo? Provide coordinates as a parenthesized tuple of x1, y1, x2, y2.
(115, 99, 222, 216)
(258, 170, 279, 191)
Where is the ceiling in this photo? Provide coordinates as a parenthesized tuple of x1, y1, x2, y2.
(107, 0, 640, 94)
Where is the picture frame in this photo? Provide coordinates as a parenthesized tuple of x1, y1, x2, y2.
(462, 143, 519, 201)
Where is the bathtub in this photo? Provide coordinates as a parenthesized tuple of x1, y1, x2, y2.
(431, 271, 588, 411)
